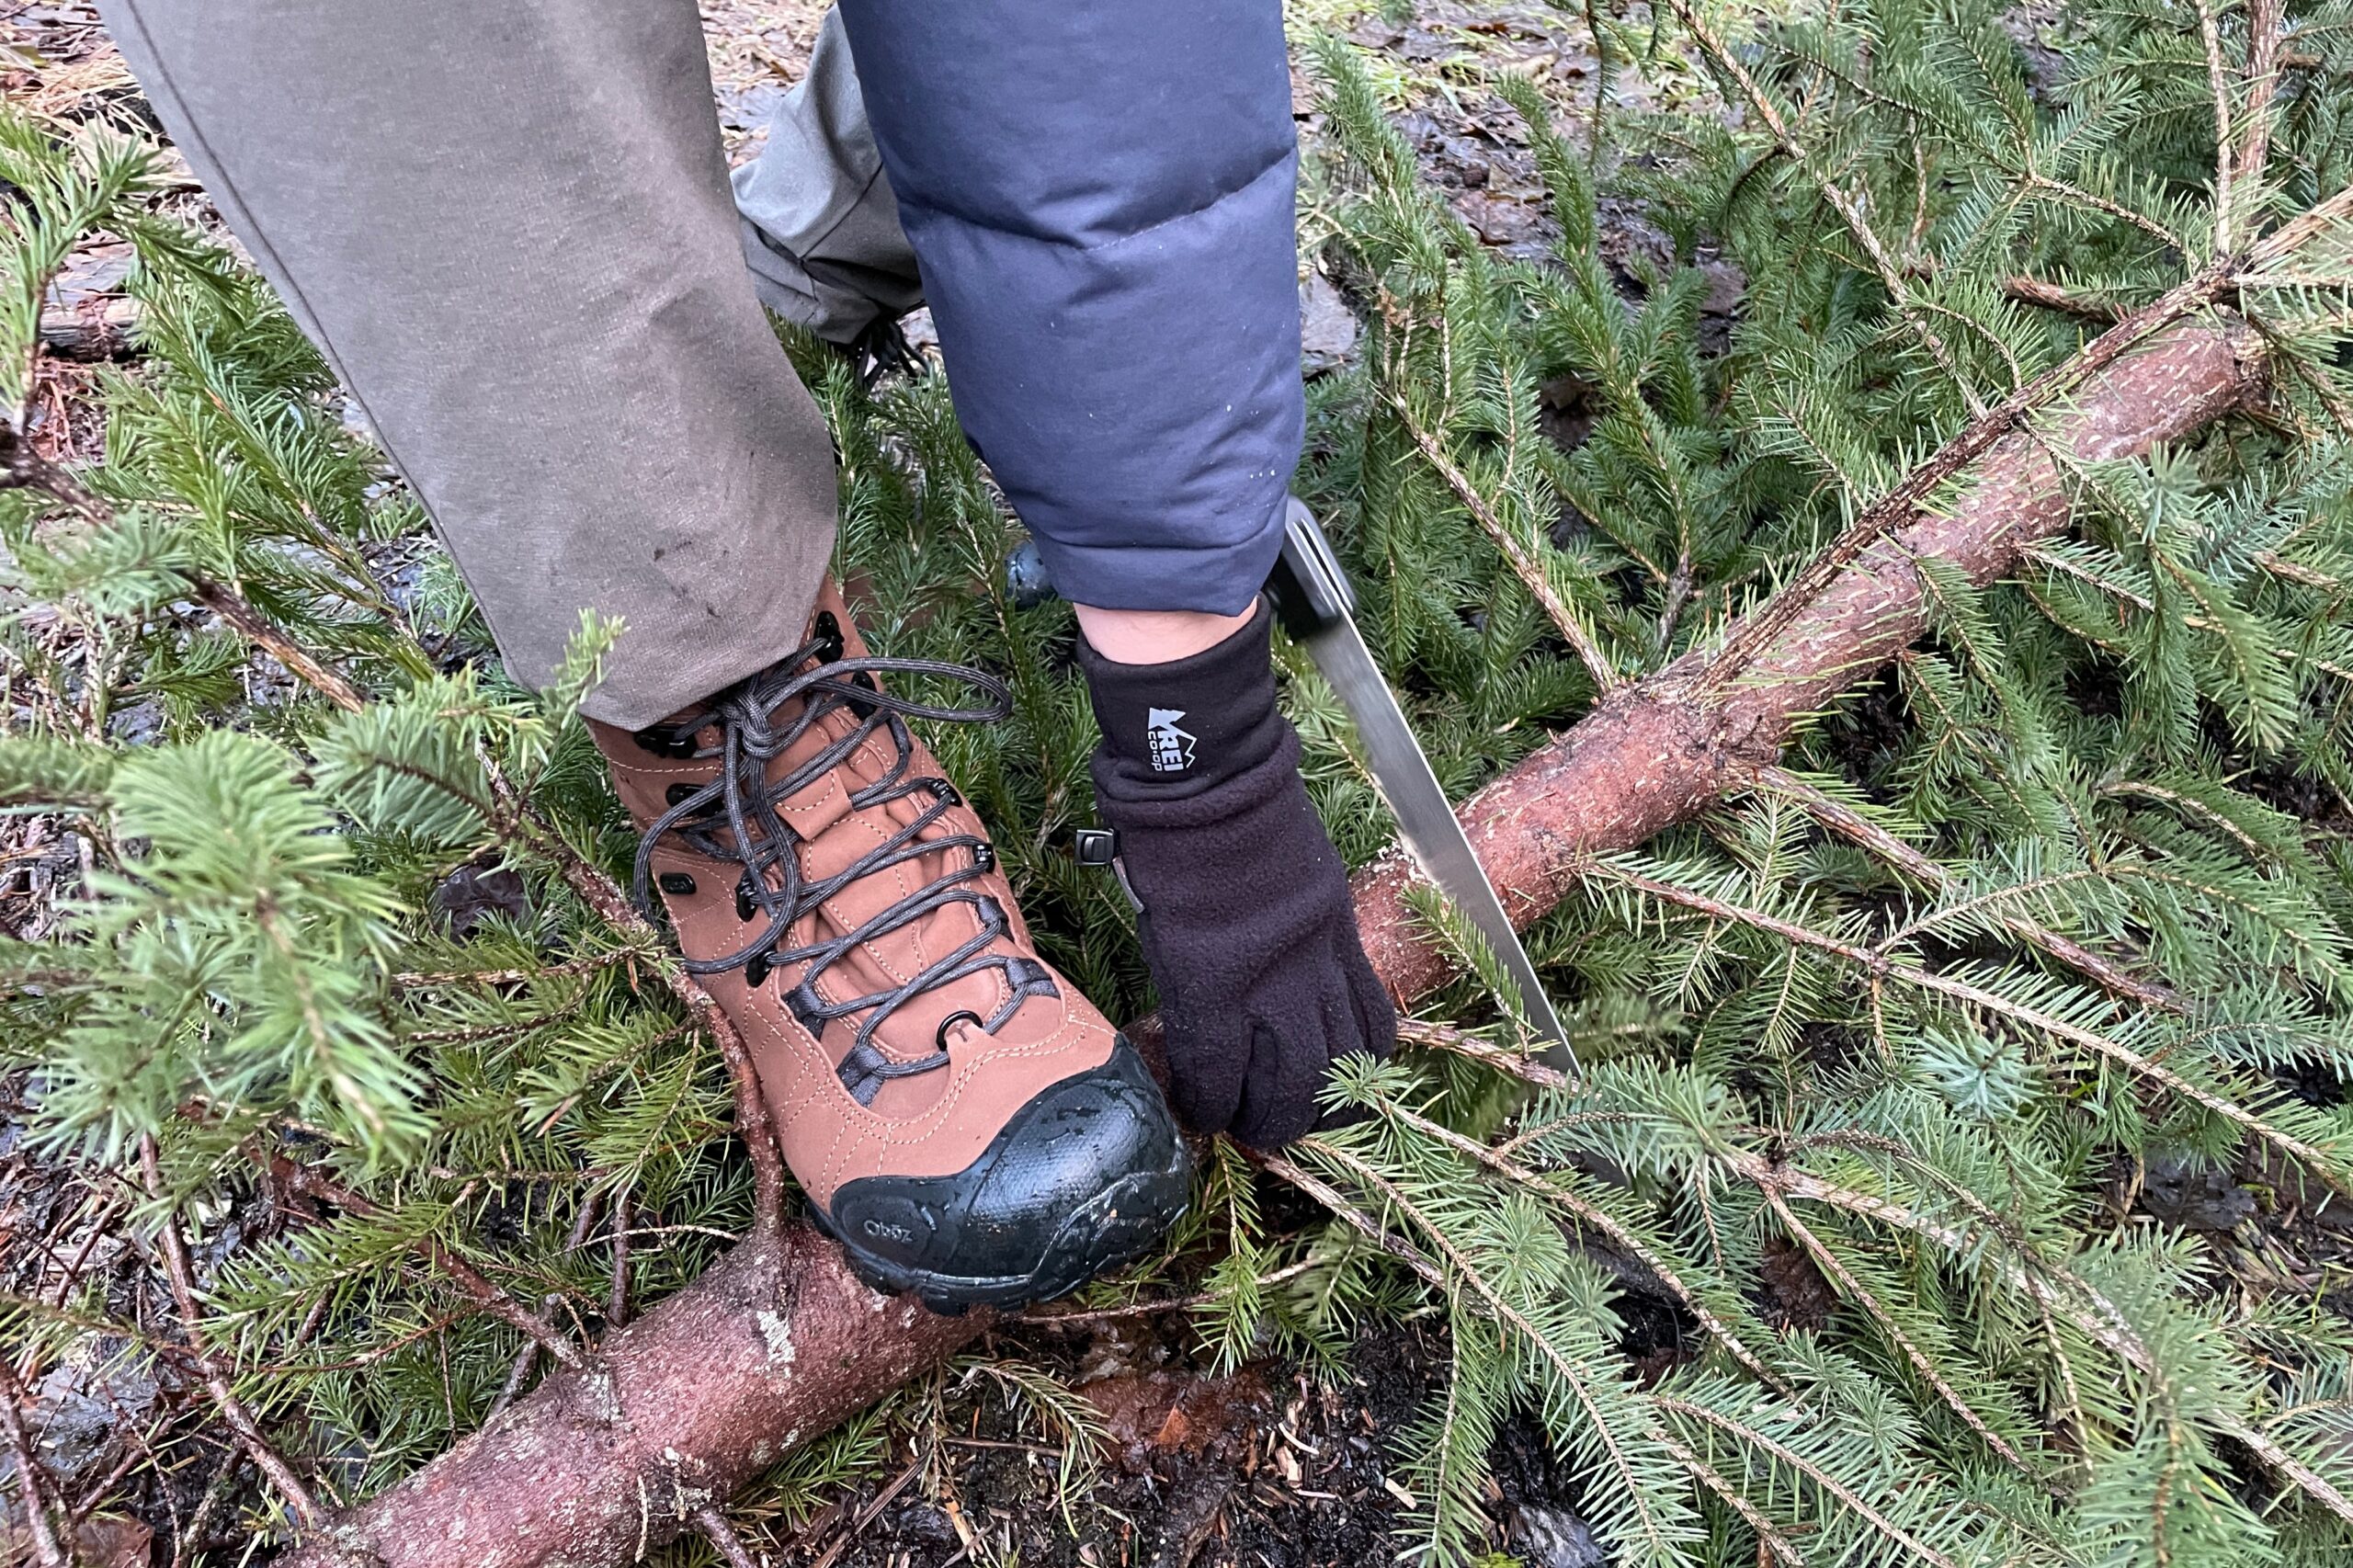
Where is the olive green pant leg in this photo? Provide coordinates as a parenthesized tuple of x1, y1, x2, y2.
(97, 0, 841, 728)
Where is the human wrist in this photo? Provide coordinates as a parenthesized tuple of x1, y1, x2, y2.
(1069, 602, 1256, 665)
(1077, 599, 1284, 790)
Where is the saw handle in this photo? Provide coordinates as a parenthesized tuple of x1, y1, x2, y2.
(1265, 496, 1357, 637)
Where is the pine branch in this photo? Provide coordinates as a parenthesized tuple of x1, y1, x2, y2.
(1653, 0, 1986, 415)
(1396, 1017, 1574, 1090)
(1745, 1160, 2353, 1526)
(1755, 1187, 2034, 1474)
(186, 579, 369, 714)
(1590, 859, 2353, 1196)
(1650, 1393, 1960, 1568)
(2235, 0, 2287, 197)
(1693, 258, 2245, 698)
(1381, 386, 1620, 691)
(470, 744, 791, 1239)
(1744, 764, 2185, 1013)
(1656, 1428, 1807, 1568)
(1297, 1136, 1700, 1566)
(1374, 1096, 1789, 1395)
(1247, 1149, 1447, 1290)
(1352, 318, 2262, 1002)
(2195, 0, 2236, 256)
(6, 436, 790, 1237)
(606, 1183, 633, 1331)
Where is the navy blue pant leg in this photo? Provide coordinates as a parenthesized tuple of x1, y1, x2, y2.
(834, 0, 1304, 615)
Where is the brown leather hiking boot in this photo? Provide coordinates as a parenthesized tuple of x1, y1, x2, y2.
(592, 582, 1188, 1312)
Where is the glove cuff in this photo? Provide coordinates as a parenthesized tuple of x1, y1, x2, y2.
(1077, 601, 1283, 791)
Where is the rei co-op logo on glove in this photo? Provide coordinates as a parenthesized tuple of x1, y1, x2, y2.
(1146, 708, 1197, 773)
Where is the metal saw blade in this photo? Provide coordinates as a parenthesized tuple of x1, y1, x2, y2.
(1301, 612, 1575, 1071)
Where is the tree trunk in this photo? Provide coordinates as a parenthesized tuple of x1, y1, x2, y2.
(278, 314, 2260, 1568)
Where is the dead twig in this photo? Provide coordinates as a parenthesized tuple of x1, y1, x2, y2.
(0, 1357, 72, 1568)
(688, 1501, 764, 1568)
(491, 1189, 607, 1416)
(804, 1460, 923, 1568)
(607, 1183, 634, 1331)
(139, 1137, 324, 1528)
(2003, 276, 2120, 322)
(1019, 1257, 1322, 1328)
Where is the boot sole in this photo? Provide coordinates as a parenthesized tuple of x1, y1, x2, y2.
(812, 1136, 1191, 1315)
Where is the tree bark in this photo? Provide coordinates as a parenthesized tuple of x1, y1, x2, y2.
(280, 1223, 978, 1568)
(276, 313, 2261, 1568)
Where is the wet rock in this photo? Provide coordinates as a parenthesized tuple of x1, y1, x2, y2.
(1393, 112, 1448, 153)
(1399, 28, 1457, 62)
(0, 1510, 151, 1568)
(1509, 1503, 1607, 1568)
(1300, 271, 1359, 378)
(1456, 191, 1539, 247)
(428, 862, 530, 938)
(2142, 1150, 2257, 1232)
(31, 1338, 161, 1488)
(881, 1503, 958, 1546)
(1699, 258, 1746, 315)
(1146, 1470, 1234, 1568)
(40, 243, 139, 359)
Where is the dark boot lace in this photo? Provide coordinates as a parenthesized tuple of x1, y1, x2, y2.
(631, 615, 1058, 1105)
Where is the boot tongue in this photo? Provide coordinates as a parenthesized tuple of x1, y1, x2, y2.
(759, 700, 1017, 1106)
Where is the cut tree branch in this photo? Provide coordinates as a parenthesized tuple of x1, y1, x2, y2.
(1350, 315, 2262, 997)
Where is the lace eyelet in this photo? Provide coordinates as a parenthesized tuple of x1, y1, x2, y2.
(632, 727, 699, 759)
(927, 779, 962, 808)
(665, 782, 699, 807)
(813, 611, 846, 665)
(658, 871, 697, 896)
(745, 949, 770, 988)
(935, 1009, 984, 1051)
(735, 875, 757, 923)
(971, 842, 995, 873)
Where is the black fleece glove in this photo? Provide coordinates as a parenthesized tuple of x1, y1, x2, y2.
(1078, 603, 1395, 1149)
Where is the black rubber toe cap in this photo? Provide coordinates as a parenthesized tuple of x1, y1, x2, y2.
(820, 1036, 1190, 1312)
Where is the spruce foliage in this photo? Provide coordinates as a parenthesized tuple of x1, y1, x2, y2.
(6, 0, 2353, 1563)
